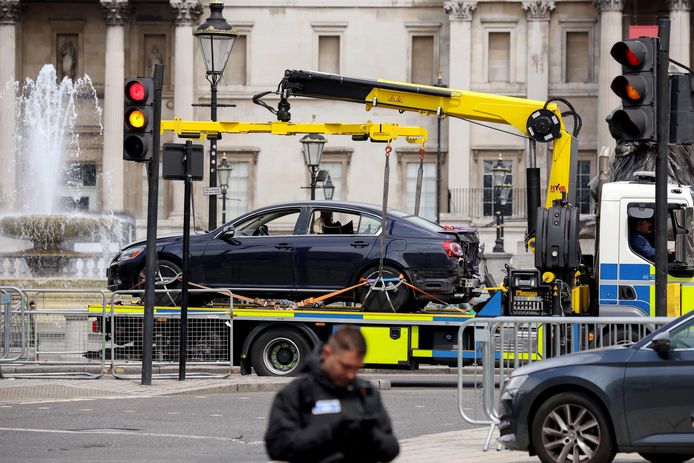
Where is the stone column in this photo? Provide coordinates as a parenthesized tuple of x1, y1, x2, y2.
(0, 1, 20, 210)
(101, 0, 129, 213)
(168, 0, 202, 221)
(669, 0, 690, 68)
(443, 1, 477, 192)
(522, 1, 554, 185)
(594, 0, 623, 155)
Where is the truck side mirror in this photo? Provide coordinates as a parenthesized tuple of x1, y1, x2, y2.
(648, 331, 671, 356)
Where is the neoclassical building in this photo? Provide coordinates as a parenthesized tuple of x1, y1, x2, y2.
(0, 0, 689, 255)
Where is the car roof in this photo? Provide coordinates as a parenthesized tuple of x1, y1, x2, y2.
(253, 200, 399, 215)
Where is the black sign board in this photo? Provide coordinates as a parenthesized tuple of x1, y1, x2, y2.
(162, 143, 204, 181)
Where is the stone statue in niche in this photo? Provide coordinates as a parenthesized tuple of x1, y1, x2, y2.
(148, 44, 163, 76)
(60, 39, 77, 80)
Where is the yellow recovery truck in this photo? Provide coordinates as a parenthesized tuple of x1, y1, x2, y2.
(95, 70, 694, 376)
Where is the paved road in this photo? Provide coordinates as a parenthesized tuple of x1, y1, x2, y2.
(0, 376, 662, 462)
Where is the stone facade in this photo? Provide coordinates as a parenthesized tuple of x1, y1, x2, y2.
(0, 0, 688, 264)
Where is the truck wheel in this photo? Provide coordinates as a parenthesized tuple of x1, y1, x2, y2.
(251, 328, 310, 376)
(138, 259, 182, 306)
(358, 266, 411, 312)
(531, 391, 615, 463)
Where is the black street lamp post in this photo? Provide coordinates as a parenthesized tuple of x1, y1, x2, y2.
(217, 155, 233, 224)
(492, 154, 511, 253)
(300, 132, 327, 200)
(194, 1, 238, 231)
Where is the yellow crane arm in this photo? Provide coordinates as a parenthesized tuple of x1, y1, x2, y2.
(277, 70, 578, 208)
(160, 119, 428, 145)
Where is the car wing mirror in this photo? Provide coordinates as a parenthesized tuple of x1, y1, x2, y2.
(220, 225, 235, 239)
(648, 331, 671, 356)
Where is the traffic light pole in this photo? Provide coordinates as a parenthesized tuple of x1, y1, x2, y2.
(179, 140, 193, 381)
(142, 64, 165, 385)
(655, 18, 670, 318)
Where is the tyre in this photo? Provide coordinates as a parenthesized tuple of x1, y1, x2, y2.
(531, 391, 615, 463)
(638, 454, 694, 463)
(251, 328, 311, 376)
(357, 266, 412, 312)
(138, 259, 182, 306)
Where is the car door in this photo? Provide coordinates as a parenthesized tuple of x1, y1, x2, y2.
(623, 315, 694, 446)
(201, 208, 301, 290)
(292, 208, 381, 290)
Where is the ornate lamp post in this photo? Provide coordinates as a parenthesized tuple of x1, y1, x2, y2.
(193, 1, 238, 230)
(323, 174, 335, 200)
(492, 154, 511, 253)
(217, 155, 233, 224)
(433, 73, 447, 223)
(300, 133, 327, 200)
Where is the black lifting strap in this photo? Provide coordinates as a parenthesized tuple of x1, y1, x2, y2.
(378, 144, 392, 276)
(414, 145, 425, 216)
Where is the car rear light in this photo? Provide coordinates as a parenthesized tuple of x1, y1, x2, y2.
(442, 241, 464, 257)
(92, 320, 99, 333)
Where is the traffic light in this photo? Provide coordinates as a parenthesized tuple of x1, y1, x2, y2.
(123, 78, 154, 161)
(609, 37, 658, 141)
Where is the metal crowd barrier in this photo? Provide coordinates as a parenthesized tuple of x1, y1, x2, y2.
(456, 315, 673, 450)
(0, 287, 29, 363)
(107, 288, 234, 380)
(0, 288, 109, 379)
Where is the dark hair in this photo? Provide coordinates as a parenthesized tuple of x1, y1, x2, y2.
(328, 325, 367, 356)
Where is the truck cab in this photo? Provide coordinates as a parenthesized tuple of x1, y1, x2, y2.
(598, 179, 694, 318)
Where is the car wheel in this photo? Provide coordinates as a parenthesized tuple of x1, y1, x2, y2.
(638, 454, 694, 463)
(358, 266, 411, 313)
(138, 259, 182, 306)
(251, 328, 311, 376)
(531, 391, 615, 463)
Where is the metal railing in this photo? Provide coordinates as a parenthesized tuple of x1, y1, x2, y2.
(456, 316, 673, 450)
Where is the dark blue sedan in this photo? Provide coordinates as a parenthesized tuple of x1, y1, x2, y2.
(107, 201, 481, 312)
(498, 310, 694, 463)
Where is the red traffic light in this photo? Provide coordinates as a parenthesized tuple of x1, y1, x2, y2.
(126, 81, 147, 102)
(610, 40, 648, 70)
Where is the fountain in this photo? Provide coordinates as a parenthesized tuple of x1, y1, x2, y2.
(0, 65, 132, 283)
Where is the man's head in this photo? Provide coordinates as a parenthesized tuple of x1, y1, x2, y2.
(635, 218, 653, 234)
(321, 326, 367, 388)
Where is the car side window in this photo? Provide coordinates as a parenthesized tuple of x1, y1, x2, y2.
(670, 317, 694, 350)
(356, 215, 381, 235)
(310, 210, 369, 235)
(234, 210, 301, 237)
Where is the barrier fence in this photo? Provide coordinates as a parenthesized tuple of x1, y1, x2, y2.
(456, 316, 674, 450)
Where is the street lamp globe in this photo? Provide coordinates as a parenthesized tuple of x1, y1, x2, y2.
(217, 156, 233, 189)
(300, 133, 327, 168)
(323, 175, 335, 200)
(193, 2, 238, 78)
(492, 154, 508, 190)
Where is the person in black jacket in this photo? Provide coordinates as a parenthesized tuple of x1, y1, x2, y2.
(264, 326, 399, 463)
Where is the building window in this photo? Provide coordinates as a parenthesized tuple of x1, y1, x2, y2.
(405, 23, 441, 85)
(59, 161, 97, 212)
(483, 159, 513, 217)
(225, 160, 250, 219)
(318, 36, 340, 74)
(488, 32, 510, 83)
(410, 35, 434, 84)
(312, 23, 347, 74)
(406, 162, 437, 220)
(565, 31, 589, 83)
(228, 35, 247, 85)
(576, 156, 595, 215)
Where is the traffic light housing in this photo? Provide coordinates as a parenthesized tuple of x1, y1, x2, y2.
(123, 78, 154, 161)
(609, 37, 658, 141)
